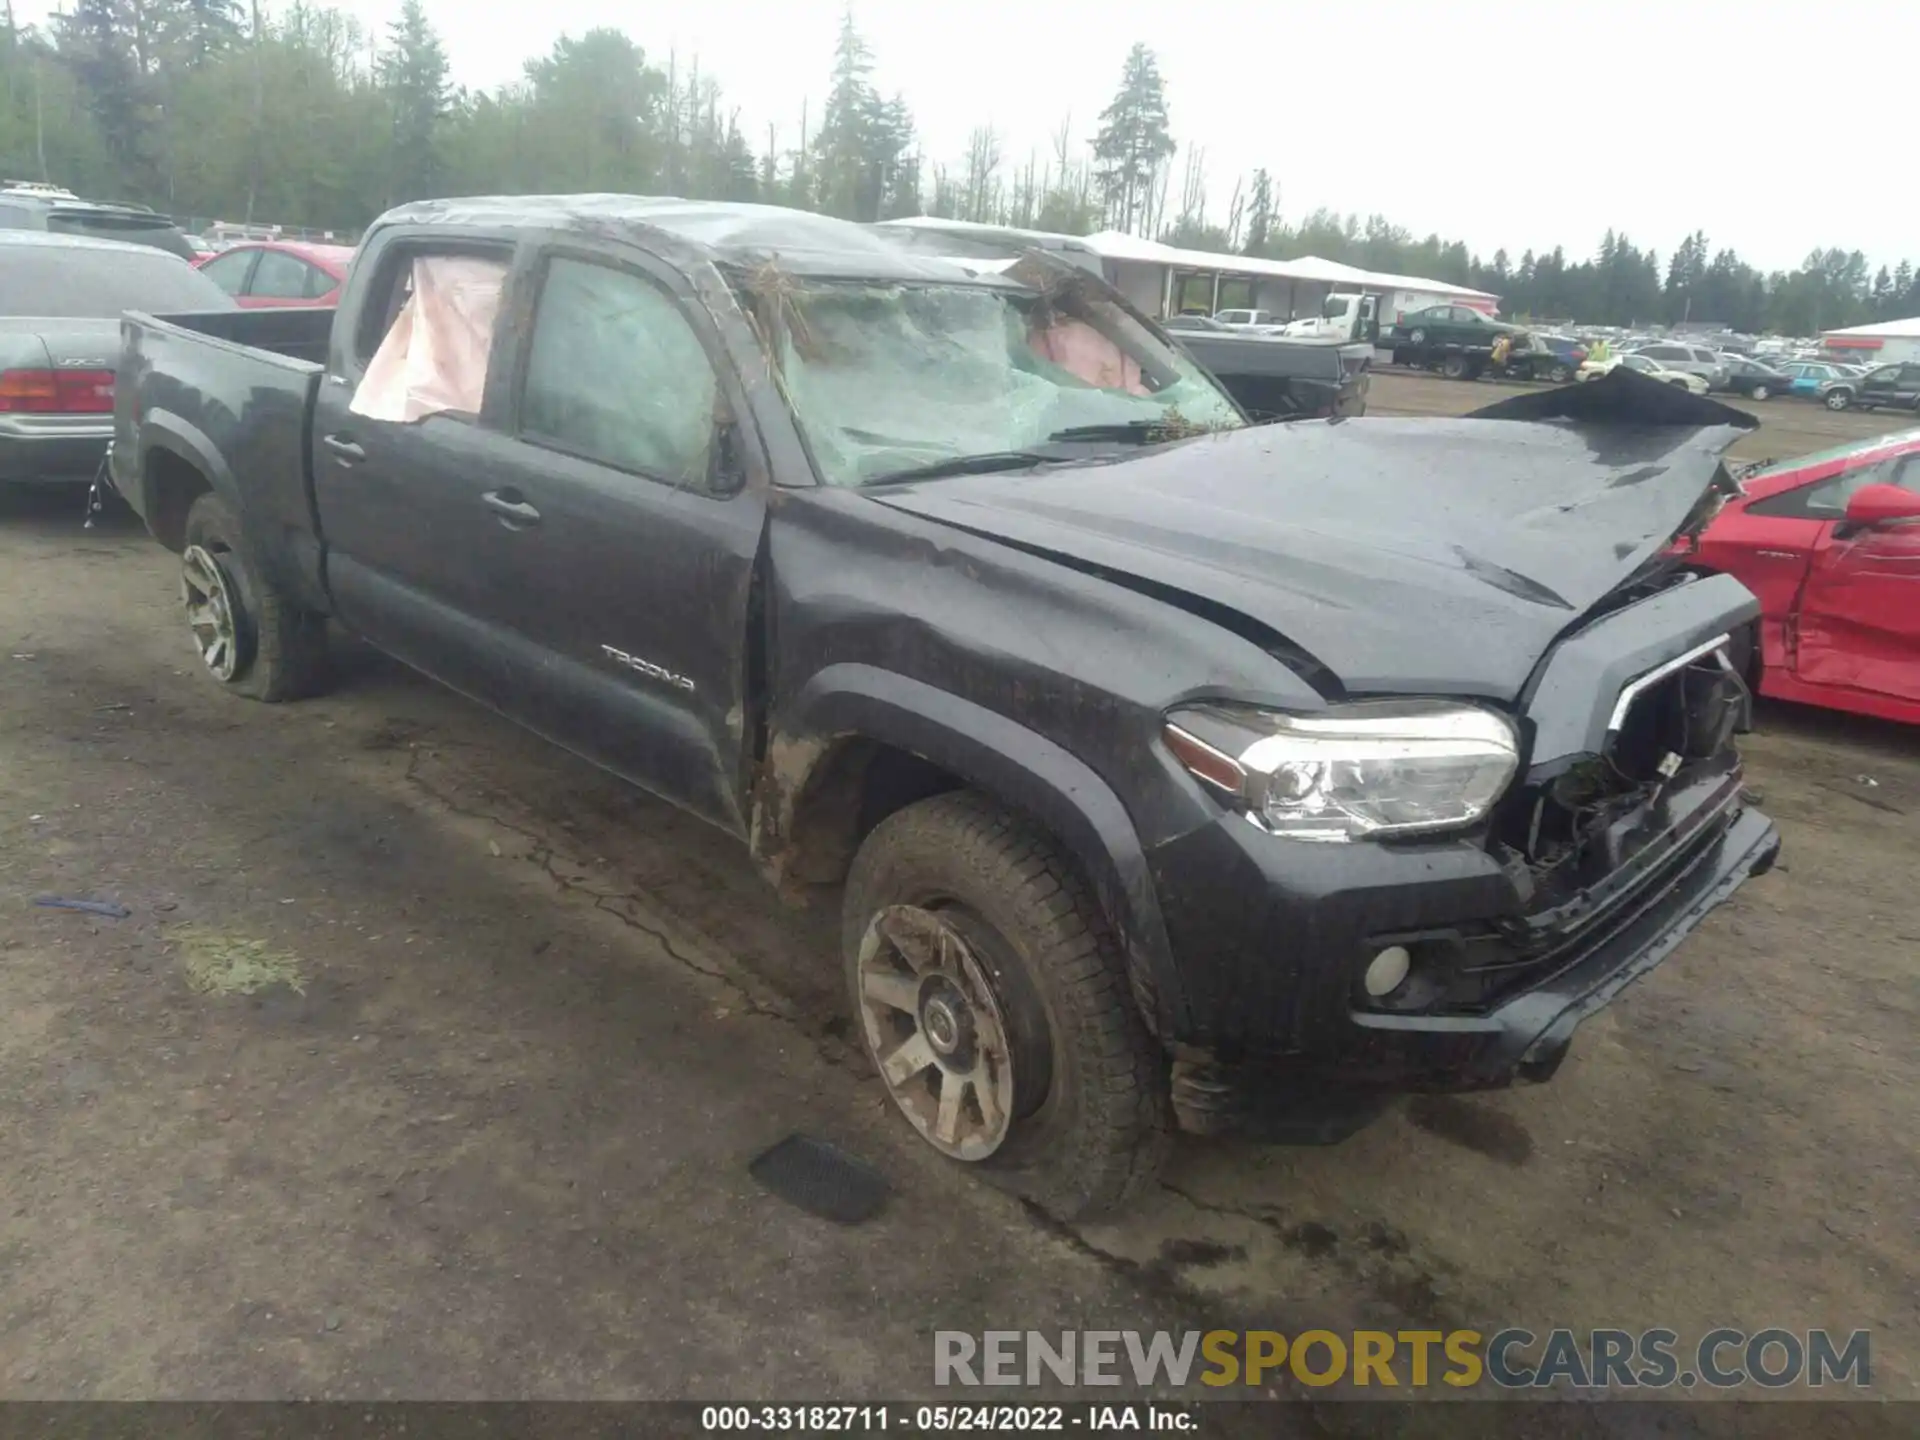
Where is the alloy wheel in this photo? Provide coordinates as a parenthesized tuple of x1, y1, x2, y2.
(181, 544, 242, 681)
(855, 903, 1018, 1162)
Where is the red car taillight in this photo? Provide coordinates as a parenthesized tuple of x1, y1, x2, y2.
(0, 367, 116, 414)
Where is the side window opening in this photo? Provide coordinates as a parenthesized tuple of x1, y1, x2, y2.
(349, 250, 509, 424)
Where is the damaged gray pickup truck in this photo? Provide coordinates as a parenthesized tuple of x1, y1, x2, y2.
(110, 197, 1780, 1218)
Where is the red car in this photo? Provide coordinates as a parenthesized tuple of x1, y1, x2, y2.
(192, 240, 354, 308)
(1678, 427, 1920, 725)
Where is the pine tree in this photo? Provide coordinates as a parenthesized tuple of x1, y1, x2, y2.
(811, 10, 915, 222)
(872, 94, 919, 219)
(377, 0, 449, 204)
(1091, 42, 1174, 234)
(173, 0, 241, 68)
(54, 0, 157, 189)
(814, 7, 873, 219)
(1242, 167, 1274, 254)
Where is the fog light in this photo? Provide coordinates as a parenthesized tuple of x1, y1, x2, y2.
(1363, 945, 1411, 998)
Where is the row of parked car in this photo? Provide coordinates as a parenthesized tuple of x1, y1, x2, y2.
(1580, 341, 1919, 411)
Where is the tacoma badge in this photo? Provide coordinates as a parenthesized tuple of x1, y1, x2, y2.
(600, 644, 695, 692)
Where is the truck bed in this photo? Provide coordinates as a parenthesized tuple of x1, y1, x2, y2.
(1178, 331, 1372, 420)
(111, 306, 334, 616)
(145, 305, 335, 366)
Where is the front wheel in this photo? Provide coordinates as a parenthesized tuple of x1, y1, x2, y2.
(1548, 363, 1573, 384)
(842, 792, 1169, 1219)
(1750, 383, 1771, 401)
(1668, 377, 1690, 389)
(1825, 389, 1852, 411)
(181, 493, 329, 702)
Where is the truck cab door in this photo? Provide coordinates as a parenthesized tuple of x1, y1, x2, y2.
(461, 246, 768, 834)
(1357, 294, 1378, 343)
(309, 232, 532, 714)
(1791, 458, 1920, 705)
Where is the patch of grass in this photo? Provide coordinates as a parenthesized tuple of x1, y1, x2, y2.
(172, 926, 307, 996)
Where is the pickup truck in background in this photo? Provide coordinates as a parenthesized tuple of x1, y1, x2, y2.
(1383, 303, 1565, 381)
(110, 196, 1780, 1218)
(1164, 319, 1372, 419)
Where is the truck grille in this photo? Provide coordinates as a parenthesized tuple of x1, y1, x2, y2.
(1440, 645, 1754, 1013)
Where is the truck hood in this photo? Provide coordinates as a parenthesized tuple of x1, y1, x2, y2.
(863, 376, 1755, 700)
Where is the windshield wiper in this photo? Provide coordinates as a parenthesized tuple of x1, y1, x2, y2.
(1045, 420, 1212, 445)
(866, 451, 1065, 485)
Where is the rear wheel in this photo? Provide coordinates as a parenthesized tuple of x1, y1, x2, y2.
(1440, 353, 1471, 380)
(1750, 383, 1771, 401)
(181, 493, 328, 702)
(842, 791, 1169, 1219)
(1407, 327, 1428, 346)
(1548, 363, 1573, 384)
(1667, 378, 1690, 389)
(1825, 389, 1852, 411)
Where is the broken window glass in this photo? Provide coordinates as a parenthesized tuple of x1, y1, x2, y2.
(764, 271, 1242, 487)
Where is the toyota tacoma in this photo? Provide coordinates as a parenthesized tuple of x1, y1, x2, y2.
(109, 196, 1780, 1217)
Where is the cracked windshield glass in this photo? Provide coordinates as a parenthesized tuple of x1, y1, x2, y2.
(770, 274, 1243, 484)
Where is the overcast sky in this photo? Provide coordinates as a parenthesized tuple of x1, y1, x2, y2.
(22, 0, 1914, 273)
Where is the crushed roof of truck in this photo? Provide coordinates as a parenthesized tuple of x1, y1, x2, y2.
(372, 195, 1022, 286)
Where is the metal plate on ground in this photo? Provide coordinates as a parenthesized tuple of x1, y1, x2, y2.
(748, 1134, 890, 1225)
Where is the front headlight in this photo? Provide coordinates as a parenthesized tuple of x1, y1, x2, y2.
(1163, 701, 1520, 842)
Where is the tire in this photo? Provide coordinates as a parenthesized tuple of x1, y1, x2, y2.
(1548, 363, 1573, 384)
(842, 791, 1170, 1219)
(1667, 378, 1689, 389)
(1825, 389, 1852, 411)
(1440, 354, 1471, 380)
(1407, 328, 1428, 346)
(1750, 384, 1771, 401)
(180, 492, 328, 702)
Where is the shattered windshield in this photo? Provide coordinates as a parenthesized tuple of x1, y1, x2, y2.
(761, 271, 1243, 487)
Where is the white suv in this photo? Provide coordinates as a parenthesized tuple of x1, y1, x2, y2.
(1631, 343, 1731, 391)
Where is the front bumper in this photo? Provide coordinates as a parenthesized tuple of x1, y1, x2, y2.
(1150, 794, 1778, 1138)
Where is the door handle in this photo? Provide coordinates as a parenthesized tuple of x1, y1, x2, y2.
(322, 434, 365, 463)
(482, 489, 541, 528)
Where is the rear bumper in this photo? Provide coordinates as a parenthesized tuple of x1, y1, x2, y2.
(0, 417, 113, 484)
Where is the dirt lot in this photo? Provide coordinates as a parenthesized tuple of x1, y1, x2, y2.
(1, 379, 1915, 1422)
